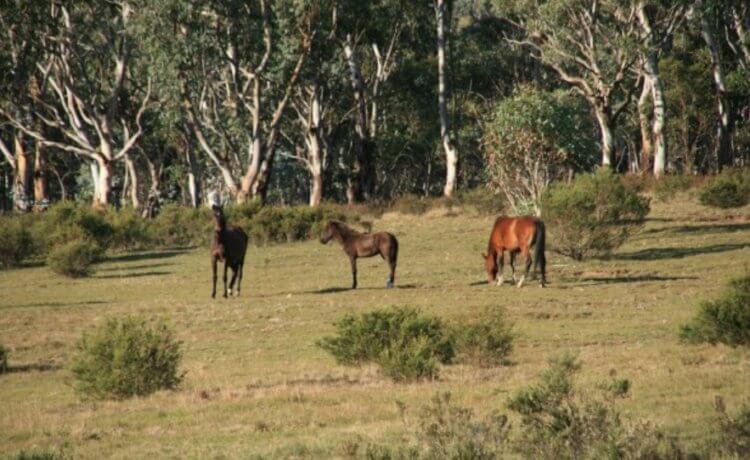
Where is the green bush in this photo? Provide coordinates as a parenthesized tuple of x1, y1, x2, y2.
(699, 174, 749, 208)
(680, 272, 750, 347)
(0, 343, 8, 373)
(47, 240, 101, 278)
(484, 86, 598, 214)
(318, 306, 454, 381)
(541, 170, 651, 260)
(150, 204, 212, 247)
(108, 207, 153, 251)
(247, 204, 349, 244)
(29, 202, 114, 255)
(507, 353, 684, 459)
(390, 195, 433, 216)
(452, 309, 513, 368)
(713, 398, 750, 458)
(0, 218, 33, 269)
(652, 174, 693, 202)
(70, 316, 183, 400)
(452, 188, 507, 216)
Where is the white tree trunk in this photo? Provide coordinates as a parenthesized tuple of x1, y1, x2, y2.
(94, 158, 111, 207)
(436, 0, 458, 197)
(594, 106, 614, 167)
(185, 145, 201, 208)
(650, 69, 667, 178)
(89, 162, 102, 205)
(638, 75, 652, 173)
(124, 154, 140, 208)
(13, 134, 31, 212)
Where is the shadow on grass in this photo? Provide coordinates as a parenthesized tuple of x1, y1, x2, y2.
(610, 243, 748, 261)
(106, 249, 191, 263)
(99, 262, 174, 271)
(95, 271, 172, 279)
(306, 284, 418, 294)
(572, 275, 698, 285)
(3, 362, 62, 374)
(644, 222, 750, 236)
(7, 300, 107, 310)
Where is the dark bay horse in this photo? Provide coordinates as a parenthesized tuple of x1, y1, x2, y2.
(211, 205, 249, 298)
(320, 220, 398, 289)
(484, 216, 546, 288)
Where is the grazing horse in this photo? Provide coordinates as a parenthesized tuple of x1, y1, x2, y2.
(484, 216, 546, 288)
(320, 220, 398, 289)
(211, 205, 249, 298)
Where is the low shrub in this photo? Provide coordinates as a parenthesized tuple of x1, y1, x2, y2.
(390, 195, 433, 216)
(317, 306, 454, 381)
(452, 188, 507, 216)
(70, 316, 183, 400)
(108, 207, 153, 251)
(0, 343, 8, 373)
(150, 203, 212, 247)
(680, 271, 750, 347)
(452, 309, 513, 367)
(652, 174, 694, 202)
(247, 204, 350, 244)
(0, 218, 33, 269)
(47, 240, 101, 278)
(541, 170, 650, 260)
(11, 449, 71, 460)
(699, 174, 749, 208)
(713, 397, 750, 458)
(507, 353, 684, 459)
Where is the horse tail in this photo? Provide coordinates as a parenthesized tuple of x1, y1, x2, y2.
(533, 219, 546, 283)
(389, 234, 399, 266)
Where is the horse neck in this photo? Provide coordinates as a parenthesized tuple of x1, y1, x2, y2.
(331, 224, 356, 246)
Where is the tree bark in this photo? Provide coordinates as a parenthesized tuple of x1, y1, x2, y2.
(33, 139, 48, 208)
(700, 4, 733, 170)
(638, 76, 652, 173)
(593, 105, 615, 168)
(13, 134, 31, 212)
(184, 141, 201, 208)
(124, 153, 140, 209)
(436, 0, 459, 198)
(93, 157, 112, 207)
(344, 34, 373, 202)
(650, 68, 667, 178)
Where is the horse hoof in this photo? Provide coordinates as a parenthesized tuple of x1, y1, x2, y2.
(386, 282, 394, 288)
(496, 276, 504, 286)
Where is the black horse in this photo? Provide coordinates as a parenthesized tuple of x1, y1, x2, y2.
(211, 205, 248, 298)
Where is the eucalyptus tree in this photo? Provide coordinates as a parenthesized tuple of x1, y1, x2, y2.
(635, 0, 688, 178)
(505, 0, 641, 167)
(435, 0, 459, 197)
(0, 1, 151, 207)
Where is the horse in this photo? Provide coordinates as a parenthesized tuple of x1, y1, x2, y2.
(211, 204, 249, 298)
(483, 216, 546, 288)
(320, 220, 398, 289)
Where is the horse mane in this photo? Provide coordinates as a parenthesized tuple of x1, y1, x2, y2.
(330, 220, 362, 239)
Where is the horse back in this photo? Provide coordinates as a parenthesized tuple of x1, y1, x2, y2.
(491, 216, 540, 251)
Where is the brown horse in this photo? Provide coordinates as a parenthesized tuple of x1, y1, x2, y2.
(320, 220, 398, 289)
(483, 216, 546, 288)
(211, 205, 249, 298)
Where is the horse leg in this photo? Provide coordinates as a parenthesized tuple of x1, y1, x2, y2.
(211, 256, 218, 298)
(236, 264, 243, 297)
(350, 255, 358, 289)
(518, 249, 532, 288)
(387, 255, 396, 289)
(228, 265, 238, 296)
(496, 250, 505, 286)
(223, 261, 229, 298)
(510, 251, 517, 283)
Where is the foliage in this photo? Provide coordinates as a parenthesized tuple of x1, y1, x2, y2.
(245, 204, 350, 244)
(541, 170, 650, 260)
(150, 204, 212, 247)
(507, 353, 684, 459)
(46, 240, 101, 278)
(713, 398, 750, 458)
(70, 316, 183, 400)
(451, 309, 514, 367)
(652, 175, 694, 202)
(0, 218, 34, 269)
(698, 170, 750, 209)
(451, 188, 508, 216)
(680, 271, 750, 347)
(317, 306, 454, 381)
(0, 343, 8, 373)
(484, 86, 597, 214)
(107, 207, 154, 251)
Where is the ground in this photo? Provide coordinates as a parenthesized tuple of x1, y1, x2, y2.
(1, 193, 749, 458)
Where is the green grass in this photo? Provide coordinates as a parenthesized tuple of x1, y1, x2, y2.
(1, 195, 749, 458)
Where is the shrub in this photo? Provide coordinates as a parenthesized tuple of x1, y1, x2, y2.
(507, 353, 684, 459)
(317, 306, 454, 381)
(652, 174, 693, 202)
(680, 272, 750, 347)
(541, 170, 650, 260)
(11, 450, 70, 460)
(0, 343, 8, 373)
(108, 207, 153, 251)
(150, 203, 211, 247)
(47, 240, 101, 278)
(713, 397, 750, 458)
(484, 86, 598, 214)
(0, 218, 33, 269)
(247, 204, 350, 244)
(452, 309, 514, 367)
(390, 195, 433, 215)
(699, 175, 749, 208)
(30, 202, 114, 255)
(452, 188, 507, 216)
(70, 316, 183, 400)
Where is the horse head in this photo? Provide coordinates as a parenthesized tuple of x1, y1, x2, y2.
(319, 220, 335, 244)
(483, 251, 498, 284)
(212, 204, 226, 231)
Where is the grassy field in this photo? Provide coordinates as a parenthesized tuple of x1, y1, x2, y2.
(1, 193, 749, 458)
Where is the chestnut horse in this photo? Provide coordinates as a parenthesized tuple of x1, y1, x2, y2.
(211, 205, 249, 298)
(483, 216, 546, 287)
(320, 220, 398, 289)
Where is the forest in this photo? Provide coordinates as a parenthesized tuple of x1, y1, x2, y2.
(1, 0, 748, 213)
